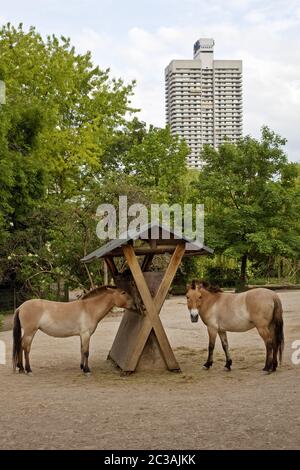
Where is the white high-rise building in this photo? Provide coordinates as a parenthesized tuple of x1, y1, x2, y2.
(165, 38, 243, 168)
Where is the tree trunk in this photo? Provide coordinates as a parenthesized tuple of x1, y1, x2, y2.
(56, 276, 61, 301)
(103, 260, 108, 285)
(84, 263, 95, 290)
(240, 254, 248, 283)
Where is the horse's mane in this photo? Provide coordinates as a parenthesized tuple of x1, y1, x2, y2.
(201, 280, 223, 293)
(81, 285, 117, 299)
(190, 279, 223, 293)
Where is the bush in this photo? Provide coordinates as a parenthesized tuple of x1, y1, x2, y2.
(204, 265, 240, 287)
(173, 257, 200, 286)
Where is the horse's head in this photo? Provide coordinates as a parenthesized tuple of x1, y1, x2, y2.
(186, 280, 202, 323)
(111, 288, 134, 309)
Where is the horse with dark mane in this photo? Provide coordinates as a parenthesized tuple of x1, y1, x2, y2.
(186, 280, 284, 373)
(13, 286, 133, 375)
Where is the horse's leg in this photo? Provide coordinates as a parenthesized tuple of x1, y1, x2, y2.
(80, 332, 91, 374)
(257, 326, 273, 372)
(80, 337, 84, 370)
(218, 331, 232, 370)
(17, 342, 25, 374)
(22, 331, 37, 374)
(272, 344, 278, 371)
(270, 324, 278, 371)
(203, 327, 217, 369)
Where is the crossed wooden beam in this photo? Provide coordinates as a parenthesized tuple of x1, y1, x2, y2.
(115, 241, 185, 372)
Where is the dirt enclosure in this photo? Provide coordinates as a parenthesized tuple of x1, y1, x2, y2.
(0, 290, 299, 450)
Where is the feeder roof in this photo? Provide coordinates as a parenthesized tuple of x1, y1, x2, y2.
(81, 223, 213, 263)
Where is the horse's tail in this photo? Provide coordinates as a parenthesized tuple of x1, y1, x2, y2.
(12, 308, 22, 371)
(272, 296, 284, 364)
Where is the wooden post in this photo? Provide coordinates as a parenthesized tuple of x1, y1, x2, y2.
(141, 253, 154, 272)
(103, 260, 108, 285)
(120, 241, 185, 372)
(104, 257, 118, 279)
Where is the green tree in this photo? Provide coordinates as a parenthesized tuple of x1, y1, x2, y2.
(100, 122, 189, 203)
(121, 125, 189, 200)
(78, 122, 190, 251)
(0, 23, 134, 290)
(0, 23, 191, 294)
(194, 127, 300, 284)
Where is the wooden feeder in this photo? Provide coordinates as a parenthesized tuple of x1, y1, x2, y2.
(81, 224, 213, 374)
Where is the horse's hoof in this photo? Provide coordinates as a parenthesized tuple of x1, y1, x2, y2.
(203, 361, 213, 370)
(84, 371, 91, 376)
(224, 366, 231, 371)
(26, 371, 33, 376)
(262, 369, 272, 375)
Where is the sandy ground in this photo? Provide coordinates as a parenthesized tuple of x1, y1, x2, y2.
(0, 290, 299, 450)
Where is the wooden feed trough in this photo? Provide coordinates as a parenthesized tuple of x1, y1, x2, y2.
(81, 223, 213, 374)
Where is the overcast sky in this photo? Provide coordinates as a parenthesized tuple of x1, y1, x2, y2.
(1, 0, 300, 161)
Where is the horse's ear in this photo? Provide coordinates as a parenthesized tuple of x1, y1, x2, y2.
(186, 283, 191, 291)
(199, 280, 209, 289)
(191, 279, 197, 290)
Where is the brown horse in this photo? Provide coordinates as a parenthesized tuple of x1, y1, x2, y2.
(12, 286, 133, 375)
(186, 280, 284, 373)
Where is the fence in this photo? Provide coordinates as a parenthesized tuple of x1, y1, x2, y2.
(0, 287, 16, 312)
(0, 284, 69, 312)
